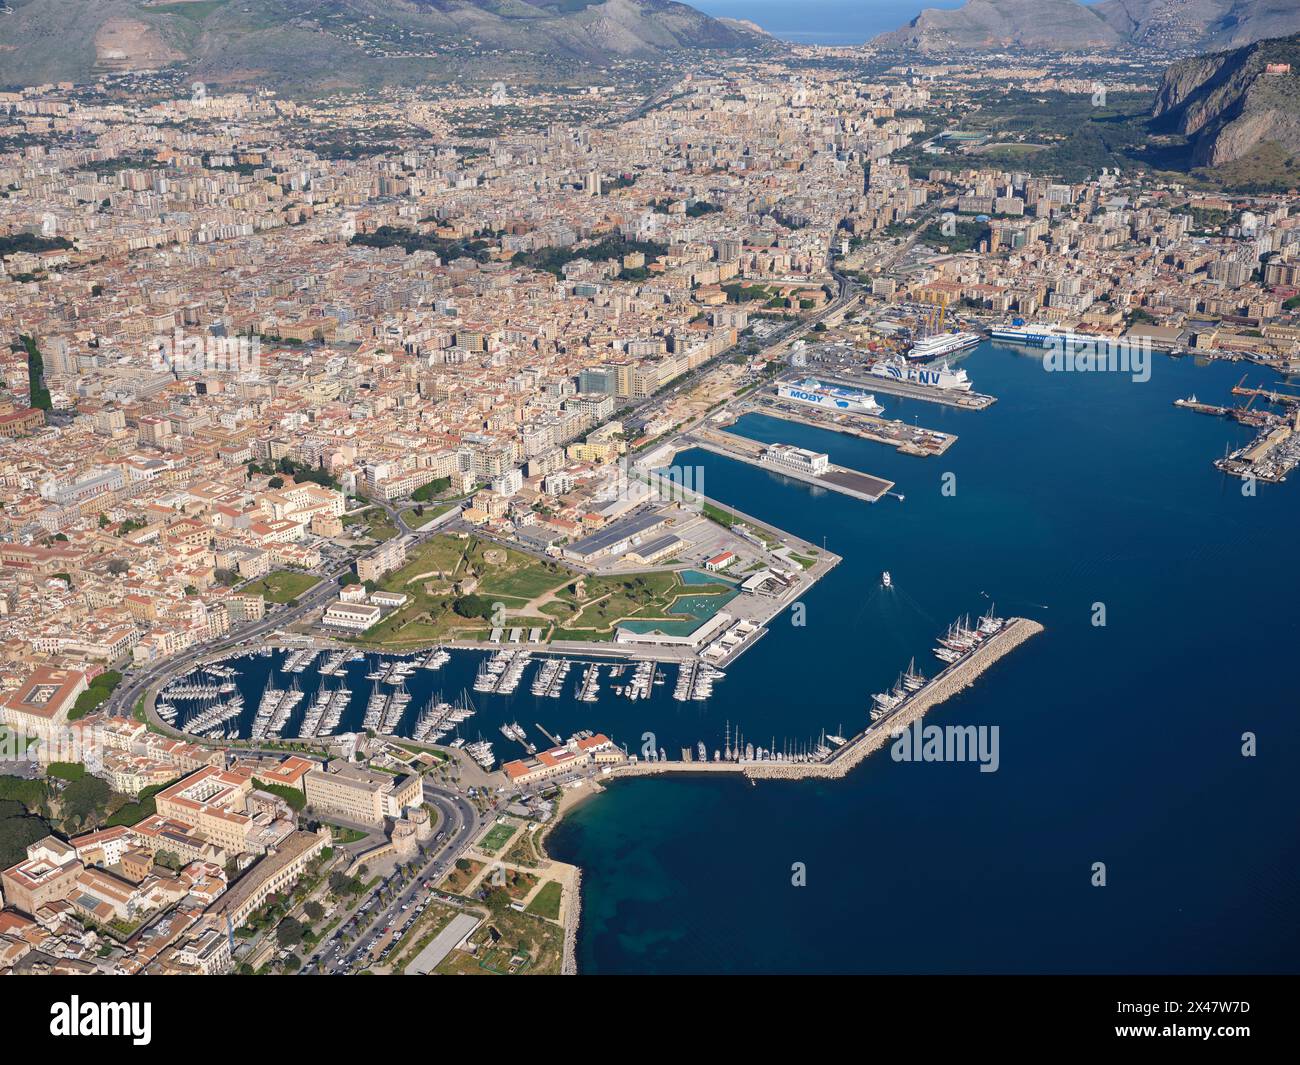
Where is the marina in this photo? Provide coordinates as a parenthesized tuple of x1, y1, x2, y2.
(617, 614, 1043, 780)
(154, 643, 746, 754)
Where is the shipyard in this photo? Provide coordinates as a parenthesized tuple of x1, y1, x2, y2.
(1175, 375, 1300, 483)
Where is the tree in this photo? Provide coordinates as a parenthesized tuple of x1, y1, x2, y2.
(0, 805, 52, 868)
(452, 594, 494, 620)
(304, 901, 325, 923)
(60, 774, 112, 830)
(329, 871, 360, 896)
(106, 558, 130, 576)
(276, 917, 305, 947)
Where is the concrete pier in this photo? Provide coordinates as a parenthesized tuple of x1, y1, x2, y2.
(684, 427, 894, 502)
(746, 617, 1043, 780)
(738, 395, 957, 456)
(823, 370, 996, 410)
(612, 617, 1044, 782)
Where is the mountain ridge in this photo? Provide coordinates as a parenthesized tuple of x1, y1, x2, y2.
(872, 0, 1122, 53)
(873, 0, 1300, 54)
(1152, 30, 1300, 168)
(0, 0, 773, 92)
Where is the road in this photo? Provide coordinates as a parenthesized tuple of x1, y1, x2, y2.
(306, 782, 492, 975)
(102, 495, 465, 730)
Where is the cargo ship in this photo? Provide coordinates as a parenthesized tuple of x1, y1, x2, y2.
(778, 378, 884, 415)
(870, 357, 972, 392)
(906, 331, 981, 361)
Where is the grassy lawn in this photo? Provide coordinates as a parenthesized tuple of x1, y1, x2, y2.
(478, 822, 518, 855)
(352, 534, 725, 648)
(326, 823, 368, 845)
(343, 507, 398, 541)
(525, 881, 563, 920)
(399, 502, 455, 530)
(436, 906, 562, 975)
(354, 536, 572, 648)
(501, 868, 539, 901)
(503, 830, 542, 869)
(365, 512, 399, 541)
(551, 571, 732, 638)
(242, 570, 318, 603)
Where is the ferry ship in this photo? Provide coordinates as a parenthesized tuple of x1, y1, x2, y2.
(778, 377, 884, 415)
(906, 331, 981, 361)
(989, 322, 1114, 348)
(870, 357, 972, 392)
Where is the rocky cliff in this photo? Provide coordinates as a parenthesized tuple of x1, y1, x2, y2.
(1096, 0, 1300, 53)
(1152, 31, 1300, 166)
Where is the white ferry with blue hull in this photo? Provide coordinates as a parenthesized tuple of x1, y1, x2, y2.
(991, 321, 1112, 347)
(870, 357, 972, 392)
(906, 331, 982, 361)
(778, 378, 884, 415)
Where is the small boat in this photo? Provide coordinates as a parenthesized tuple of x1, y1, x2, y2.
(881, 571, 892, 588)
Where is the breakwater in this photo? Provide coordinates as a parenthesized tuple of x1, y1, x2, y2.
(746, 617, 1042, 780)
(611, 617, 1043, 782)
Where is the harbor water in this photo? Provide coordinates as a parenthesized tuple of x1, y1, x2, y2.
(545, 341, 1300, 973)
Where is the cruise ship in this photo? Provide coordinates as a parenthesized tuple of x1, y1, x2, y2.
(870, 357, 972, 392)
(906, 331, 981, 361)
(777, 378, 884, 415)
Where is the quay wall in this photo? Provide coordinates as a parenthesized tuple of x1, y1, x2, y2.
(605, 618, 1043, 783)
(746, 617, 1043, 780)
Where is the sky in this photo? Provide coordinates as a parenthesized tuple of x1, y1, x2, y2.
(690, 0, 969, 46)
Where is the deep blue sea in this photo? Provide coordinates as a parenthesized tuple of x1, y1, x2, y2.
(543, 342, 1300, 974)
